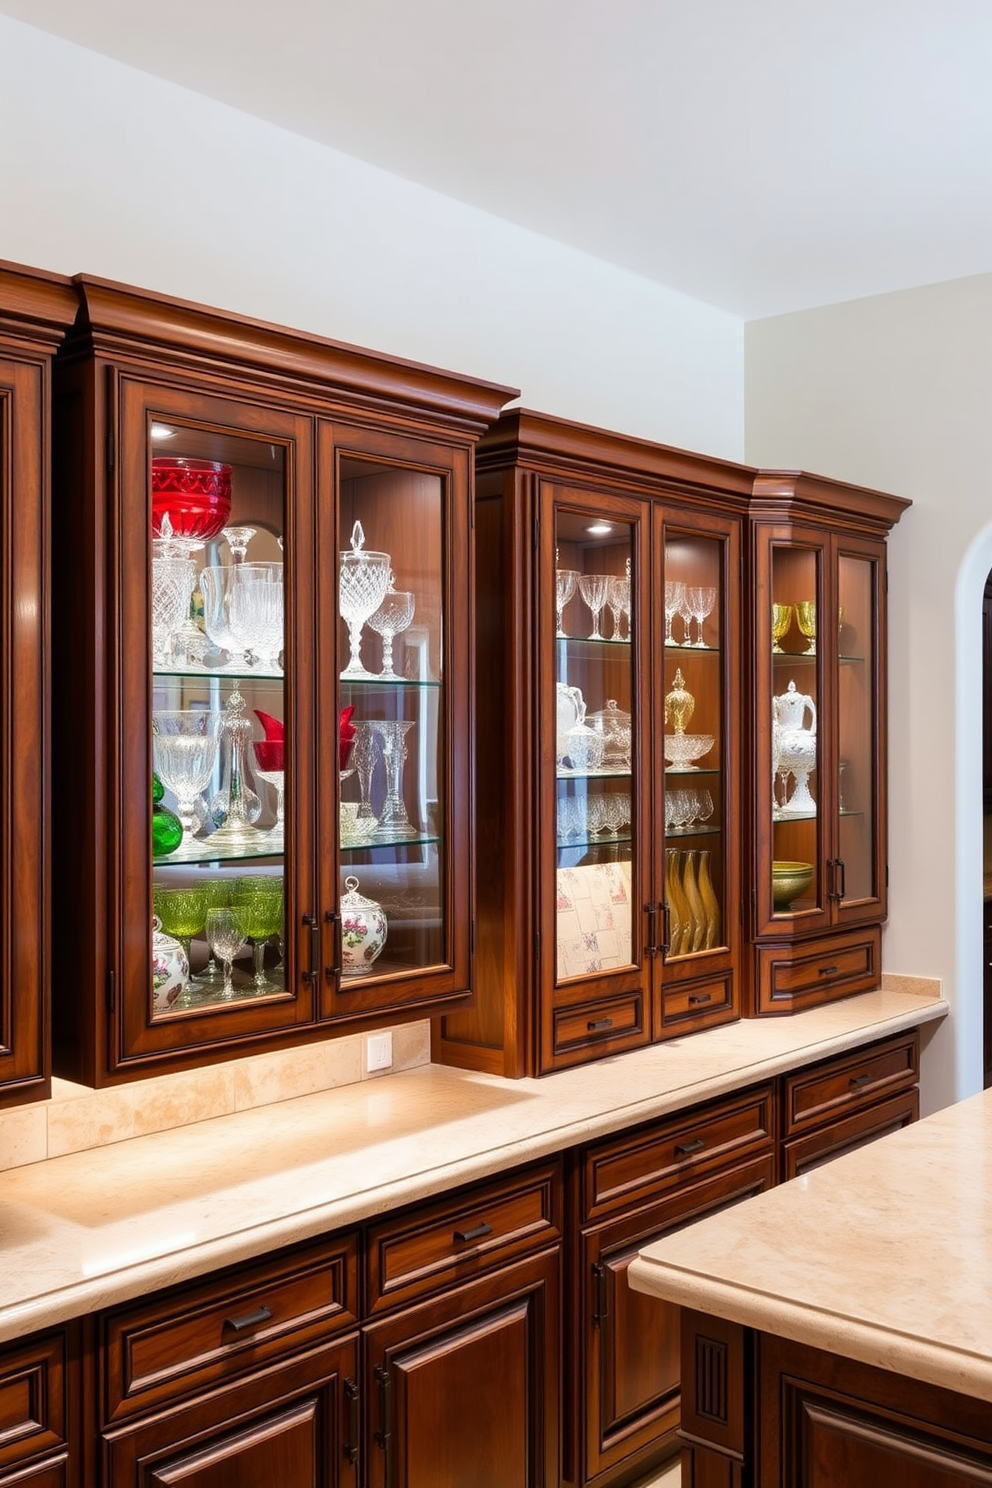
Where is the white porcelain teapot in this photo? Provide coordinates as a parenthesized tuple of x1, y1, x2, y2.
(773, 680, 818, 816)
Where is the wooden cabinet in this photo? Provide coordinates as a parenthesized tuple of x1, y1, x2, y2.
(0, 1325, 82, 1486)
(748, 475, 910, 1015)
(779, 1028, 919, 1179)
(434, 409, 751, 1077)
(50, 275, 514, 1085)
(0, 264, 76, 1105)
(571, 1086, 775, 1488)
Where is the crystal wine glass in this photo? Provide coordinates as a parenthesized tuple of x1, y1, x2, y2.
(606, 574, 629, 641)
(152, 711, 222, 853)
(205, 907, 248, 1000)
(687, 585, 717, 647)
(253, 739, 285, 845)
(677, 585, 696, 647)
(339, 520, 392, 679)
(368, 589, 415, 680)
(222, 526, 256, 565)
(372, 719, 416, 838)
(577, 572, 610, 640)
(555, 568, 578, 638)
(193, 879, 231, 989)
(232, 877, 285, 993)
(228, 562, 284, 669)
(771, 603, 793, 653)
(796, 600, 817, 655)
(663, 581, 685, 646)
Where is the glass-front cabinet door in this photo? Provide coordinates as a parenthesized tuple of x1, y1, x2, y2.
(320, 426, 472, 1021)
(545, 487, 651, 1069)
(656, 508, 740, 1035)
(834, 538, 886, 922)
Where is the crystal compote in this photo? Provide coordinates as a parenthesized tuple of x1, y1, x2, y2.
(368, 590, 415, 680)
(152, 711, 222, 855)
(339, 521, 392, 679)
(663, 733, 715, 772)
(577, 572, 610, 640)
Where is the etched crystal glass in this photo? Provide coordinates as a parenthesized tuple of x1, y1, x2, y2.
(151, 554, 196, 667)
(577, 572, 610, 640)
(339, 520, 392, 678)
(687, 585, 717, 647)
(232, 877, 284, 992)
(205, 907, 248, 999)
(228, 562, 284, 668)
(200, 565, 245, 666)
(368, 589, 415, 679)
(372, 719, 416, 838)
(606, 574, 630, 641)
(222, 526, 256, 565)
(555, 568, 579, 638)
(664, 580, 686, 646)
(152, 710, 222, 852)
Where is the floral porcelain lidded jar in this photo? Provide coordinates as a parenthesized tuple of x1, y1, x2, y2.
(151, 915, 189, 1014)
(340, 875, 388, 977)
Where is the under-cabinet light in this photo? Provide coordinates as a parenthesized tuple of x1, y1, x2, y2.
(587, 522, 613, 535)
(150, 423, 176, 441)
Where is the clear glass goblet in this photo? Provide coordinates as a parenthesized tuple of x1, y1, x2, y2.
(205, 907, 248, 1000)
(677, 586, 695, 647)
(339, 520, 392, 679)
(664, 581, 686, 646)
(228, 562, 284, 669)
(350, 722, 380, 826)
(199, 565, 247, 667)
(222, 526, 256, 565)
(606, 574, 630, 641)
(577, 572, 610, 640)
(193, 879, 231, 988)
(555, 568, 579, 638)
(151, 554, 196, 668)
(152, 711, 222, 852)
(372, 719, 416, 838)
(687, 585, 718, 647)
(368, 590, 415, 679)
(253, 739, 285, 845)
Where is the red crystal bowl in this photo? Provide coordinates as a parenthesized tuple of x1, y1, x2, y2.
(253, 740, 285, 773)
(152, 458, 233, 543)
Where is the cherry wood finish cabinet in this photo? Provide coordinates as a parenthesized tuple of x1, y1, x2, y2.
(747, 473, 910, 1016)
(50, 275, 514, 1086)
(0, 264, 77, 1106)
(434, 409, 752, 1078)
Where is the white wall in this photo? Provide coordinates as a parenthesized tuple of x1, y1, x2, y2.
(746, 273, 992, 1113)
(0, 13, 743, 458)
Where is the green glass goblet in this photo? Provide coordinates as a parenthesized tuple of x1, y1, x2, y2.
(232, 878, 285, 993)
(154, 885, 207, 968)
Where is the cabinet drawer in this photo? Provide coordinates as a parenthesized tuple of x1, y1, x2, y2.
(581, 1085, 775, 1223)
(754, 926, 881, 1014)
(782, 1031, 920, 1137)
(552, 992, 648, 1061)
(103, 1232, 358, 1422)
(0, 1331, 68, 1474)
(660, 973, 735, 1029)
(782, 1087, 919, 1179)
(366, 1159, 562, 1313)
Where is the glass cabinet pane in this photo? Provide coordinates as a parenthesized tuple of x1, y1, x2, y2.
(770, 545, 821, 914)
(150, 426, 286, 1016)
(837, 553, 876, 904)
(337, 457, 445, 980)
(662, 533, 725, 959)
(554, 510, 634, 984)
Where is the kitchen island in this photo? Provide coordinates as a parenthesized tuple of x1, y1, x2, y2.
(629, 1079, 992, 1485)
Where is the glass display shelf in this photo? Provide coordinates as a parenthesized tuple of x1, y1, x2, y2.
(557, 832, 633, 851)
(341, 677, 442, 691)
(556, 634, 631, 651)
(772, 651, 865, 666)
(153, 663, 283, 682)
(665, 823, 722, 838)
(772, 809, 817, 823)
(664, 766, 721, 778)
(155, 841, 285, 866)
(342, 832, 440, 852)
(556, 766, 633, 780)
(661, 640, 722, 654)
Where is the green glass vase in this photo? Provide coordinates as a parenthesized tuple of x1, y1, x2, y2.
(152, 772, 183, 859)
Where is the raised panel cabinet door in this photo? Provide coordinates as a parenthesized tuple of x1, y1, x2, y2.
(103, 1336, 359, 1488)
(580, 1156, 773, 1487)
(363, 1250, 560, 1488)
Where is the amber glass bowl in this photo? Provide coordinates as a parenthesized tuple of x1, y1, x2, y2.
(772, 860, 814, 909)
(152, 457, 233, 544)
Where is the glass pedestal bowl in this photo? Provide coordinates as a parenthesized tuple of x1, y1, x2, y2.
(663, 733, 714, 771)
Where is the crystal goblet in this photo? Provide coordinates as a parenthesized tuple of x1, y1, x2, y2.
(771, 603, 793, 653)
(228, 562, 284, 669)
(222, 526, 256, 565)
(199, 565, 248, 667)
(577, 572, 610, 640)
(350, 721, 380, 826)
(372, 719, 416, 838)
(555, 568, 579, 638)
(606, 574, 630, 641)
(205, 907, 248, 1000)
(192, 879, 231, 988)
(687, 585, 718, 647)
(231, 878, 285, 993)
(368, 589, 415, 680)
(253, 739, 285, 844)
(339, 520, 392, 679)
(664, 581, 685, 646)
(796, 600, 817, 655)
(152, 710, 222, 852)
(151, 554, 196, 668)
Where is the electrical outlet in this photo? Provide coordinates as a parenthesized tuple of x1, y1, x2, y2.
(366, 1031, 393, 1073)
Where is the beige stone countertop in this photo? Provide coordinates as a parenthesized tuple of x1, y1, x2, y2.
(0, 985, 944, 1344)
(629, 1073, 992, 1405)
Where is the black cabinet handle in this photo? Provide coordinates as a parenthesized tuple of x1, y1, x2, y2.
(645, 903, 659, 957)
(592, 1261, 609, 1326)
(302, 913, 319, 984)
(849, 1072, 873, 1090)
(819, 964, 839, 977)
(587, 1017, 614, 1031)
(223, 1304, 273, 1334)
(344, 1378, 360, 1464)
(454, 1221, 493, 1243)
(688, 992, 712, 1006)
(675, 1137, 706, 1157)
(324, 909, 340, 980)
(836, 857, 846, 900)
(374, 1364, 392, 1452)
(660, 902, 671, 956)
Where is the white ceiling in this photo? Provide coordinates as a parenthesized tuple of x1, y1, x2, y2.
(4, 0, 992, 318)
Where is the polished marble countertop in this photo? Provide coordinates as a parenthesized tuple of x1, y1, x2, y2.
(0, 986, 945, 1344)
(630, 1065, 992, 1404)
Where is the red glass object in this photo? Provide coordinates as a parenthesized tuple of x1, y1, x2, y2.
(339, 705, 356, 771)
(254, 709, 285, 743)
(152, 457, 233, 544)
(253, 739, 285, 772)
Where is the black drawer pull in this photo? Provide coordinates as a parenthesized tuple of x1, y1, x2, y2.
(224, 1304, 273, 1334)
(849, 1072, 873, 1090)
(819, 964, 839, 976)
(587, 1017, 614, 1031)
(592, 1261, 609, 1326)
(454, 1221, 493, 1243)
(675, 1137, 706, 1157)
(688, 992, 712, 1006)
